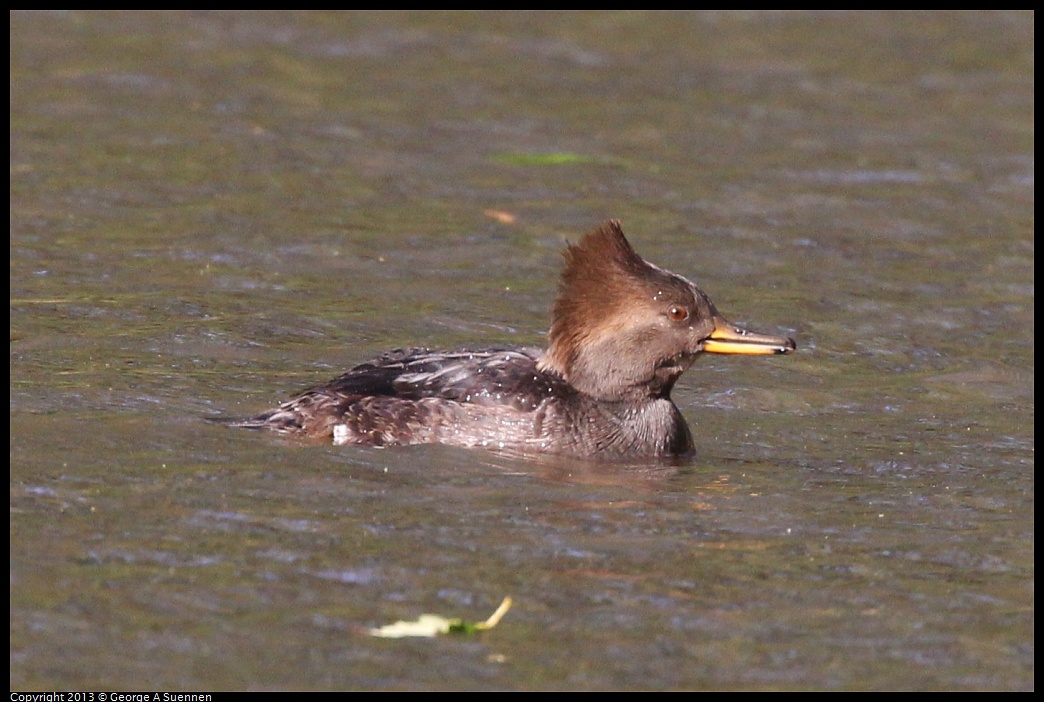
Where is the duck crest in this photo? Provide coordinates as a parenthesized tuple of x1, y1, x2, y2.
(539, 220, 651, 376)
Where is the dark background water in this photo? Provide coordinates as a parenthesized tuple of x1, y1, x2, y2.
(11, 11, 1032, 690)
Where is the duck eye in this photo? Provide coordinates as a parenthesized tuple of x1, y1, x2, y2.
(668, 305, 689, 322)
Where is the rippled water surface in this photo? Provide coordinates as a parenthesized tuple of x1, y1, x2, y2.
(11, 11, 1032, 690)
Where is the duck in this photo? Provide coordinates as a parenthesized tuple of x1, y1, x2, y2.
(217, 220, 795, 458)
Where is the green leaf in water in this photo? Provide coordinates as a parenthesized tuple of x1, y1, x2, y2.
(494, 151, 595, 166)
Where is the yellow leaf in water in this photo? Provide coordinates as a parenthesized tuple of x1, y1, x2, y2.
(368, 597, 513, 638)
(369, 614, 457, 639)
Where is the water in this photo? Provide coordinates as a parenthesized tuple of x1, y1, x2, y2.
(10, 11, 1033, 690)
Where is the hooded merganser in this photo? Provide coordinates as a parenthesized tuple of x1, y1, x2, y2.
(218, 220, 795, 458)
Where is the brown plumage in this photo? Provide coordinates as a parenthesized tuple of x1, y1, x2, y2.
(214, 221, 795, 458)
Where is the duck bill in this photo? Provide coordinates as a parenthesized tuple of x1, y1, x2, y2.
(704, 316, 796, 356)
